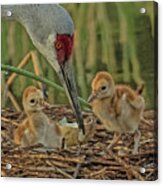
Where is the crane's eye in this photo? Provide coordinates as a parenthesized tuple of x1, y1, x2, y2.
(101, 86, 106, 91)
(55, 42, 62, 50)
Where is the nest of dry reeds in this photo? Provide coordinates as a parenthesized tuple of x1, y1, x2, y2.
(1, 105, 158, 180)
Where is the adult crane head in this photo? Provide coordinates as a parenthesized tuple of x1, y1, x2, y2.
(2, 4, 85, 134)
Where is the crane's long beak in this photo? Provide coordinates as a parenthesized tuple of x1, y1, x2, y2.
(57, 61, 85, 134)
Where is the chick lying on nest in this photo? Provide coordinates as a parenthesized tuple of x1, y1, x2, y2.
(14, 86, 96, 149)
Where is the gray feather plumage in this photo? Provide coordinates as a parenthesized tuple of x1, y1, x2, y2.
(1, 4, 74, 44)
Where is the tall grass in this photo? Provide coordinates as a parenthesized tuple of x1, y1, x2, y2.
(1, 2, 157, 109)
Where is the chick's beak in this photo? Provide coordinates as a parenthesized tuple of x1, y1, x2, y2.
(40, 100, 50, 109)
(57, 61, 85, 134)
(87, 92, 97, 103)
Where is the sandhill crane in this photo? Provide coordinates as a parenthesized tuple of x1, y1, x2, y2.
(1, 4, 85, 134)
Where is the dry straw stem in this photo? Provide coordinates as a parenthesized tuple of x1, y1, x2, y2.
(6, 52, 31, 86)
(31, 51, 43, 89)
(6, 153, 85, 164)
(107, 150, 145, 180)
(7, 90, 21, 112)
(1, 117, 19, 127)
(7, 51, 42, 88)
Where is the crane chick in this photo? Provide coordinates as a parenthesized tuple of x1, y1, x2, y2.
(14, 86, 62, 148)
(88, 71, 145, 154)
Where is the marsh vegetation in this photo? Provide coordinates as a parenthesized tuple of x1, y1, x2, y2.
(1, 2, 157, 111)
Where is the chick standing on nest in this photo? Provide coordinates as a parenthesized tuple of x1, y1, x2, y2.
(88, 71, 145, 154)
(14, 86, 63, 148)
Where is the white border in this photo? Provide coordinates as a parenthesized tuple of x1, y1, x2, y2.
(1, 0, 162, 186)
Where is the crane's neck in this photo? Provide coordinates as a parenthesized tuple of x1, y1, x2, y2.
(2, 4, 74, 68)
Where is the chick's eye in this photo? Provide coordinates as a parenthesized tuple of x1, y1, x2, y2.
(55, 42, 62, 50)
(101, 86, 106, 91)
(30, 99, 35, 104)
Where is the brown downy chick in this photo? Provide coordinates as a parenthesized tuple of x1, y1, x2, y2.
(88, 72, 145, 154)
(14, 86, 62, 148)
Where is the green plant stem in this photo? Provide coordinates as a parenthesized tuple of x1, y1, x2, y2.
(1, 64, 90, 108)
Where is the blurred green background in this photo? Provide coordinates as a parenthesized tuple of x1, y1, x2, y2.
(1, 2, 157, 110)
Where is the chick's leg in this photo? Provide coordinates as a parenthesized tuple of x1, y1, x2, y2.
(133, 129, 141, 154)
(107, 132, 121, 151)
